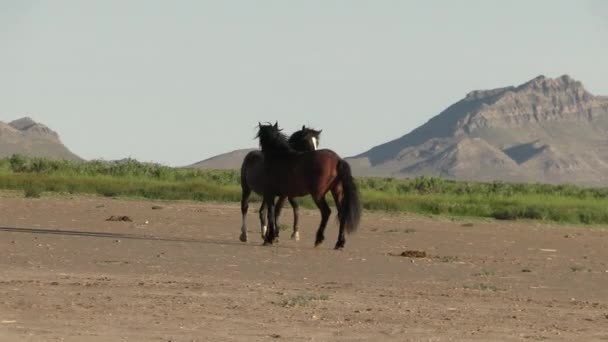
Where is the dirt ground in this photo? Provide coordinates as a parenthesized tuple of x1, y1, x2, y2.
(1, 194, 608, 341)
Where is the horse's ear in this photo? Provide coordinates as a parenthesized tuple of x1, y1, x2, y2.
(302, 125, 306, 130)
(274, 121, 278, 129)
(318, 129, 322, 134)
(258, 122, 261, 128)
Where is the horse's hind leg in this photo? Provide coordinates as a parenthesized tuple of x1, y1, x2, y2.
(313, 196, 331, 247)
(258, 200, 267, 240)
(288, 197, 300, 241)
(240, 187, 252, 242)
(331, 185, 346, 250)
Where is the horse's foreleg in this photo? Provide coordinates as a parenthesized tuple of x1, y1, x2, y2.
(274, 196, 287, 240)
(258, 200, 267, 240)
(263, 195, 277, 246)
(314, 196, 331, 247)
(240, 187, 251, 242)
(288, 197, 300, 241)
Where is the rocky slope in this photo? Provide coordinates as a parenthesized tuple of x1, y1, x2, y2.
(348, 75, 608, 185)
(0, 117, 81, 161)
(187, 148, 255, 170)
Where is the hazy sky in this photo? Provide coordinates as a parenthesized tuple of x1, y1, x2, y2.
(1, 0, 607, 166)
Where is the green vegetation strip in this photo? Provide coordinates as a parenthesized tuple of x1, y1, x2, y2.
(2, 155, 608, 225)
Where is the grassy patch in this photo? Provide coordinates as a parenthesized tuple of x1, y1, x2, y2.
(2, 155, 608, 226)
(278, 294, 329, 307)
(436, 255, 459, 263)
(570, 265, 586, 272)
(23, 182, 43, 198)
(464, 283, 501, 291)
(472, 269, 495, 277)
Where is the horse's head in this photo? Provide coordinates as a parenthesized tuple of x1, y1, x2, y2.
(256, 121, 291, 153)
(289, 125, 322, 152)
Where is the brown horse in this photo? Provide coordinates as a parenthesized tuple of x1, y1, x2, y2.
(239, 125, 322, 242)
(256, 122, 361, 250)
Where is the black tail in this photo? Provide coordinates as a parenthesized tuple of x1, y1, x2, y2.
(337, 160, 361, 234)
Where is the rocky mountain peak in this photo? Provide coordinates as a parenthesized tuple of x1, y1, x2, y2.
(0, 116, 80, 160)
(348, 75, 608, 185)
(458, 75, 606, 133)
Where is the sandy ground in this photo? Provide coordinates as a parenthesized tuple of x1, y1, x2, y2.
(1, 194, 608, 341)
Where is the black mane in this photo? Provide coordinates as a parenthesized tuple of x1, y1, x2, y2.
(256, 123, 295, 156)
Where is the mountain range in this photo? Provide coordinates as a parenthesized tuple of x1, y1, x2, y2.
(5, 75, 608, 186)
(347, 75, 608, 185)
(189, 75, 608, 186)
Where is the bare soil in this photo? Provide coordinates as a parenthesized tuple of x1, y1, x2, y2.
(1, 194, 608, 341)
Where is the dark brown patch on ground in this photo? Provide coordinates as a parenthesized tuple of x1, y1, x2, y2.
(390, 250, 427, 258)
(106, 215, 133, 222)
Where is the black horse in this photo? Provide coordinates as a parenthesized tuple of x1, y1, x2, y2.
(256, 122, 361, 250)
(239, 125, 322, 242)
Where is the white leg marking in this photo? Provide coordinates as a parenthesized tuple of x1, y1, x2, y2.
(261, 225, 267, 240)
(312, 137, 318, 150)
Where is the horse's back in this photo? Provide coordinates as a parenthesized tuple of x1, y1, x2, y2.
(241, 150, 266, 194)
(262, 149, 341, 197)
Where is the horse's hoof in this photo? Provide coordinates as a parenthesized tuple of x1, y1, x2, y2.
(291, 231, 300, 241)
(314, 238, 324, 247)
(263, 240, 273, 246)
(239, 233, 248, 242)
(334, 244, 344, 250)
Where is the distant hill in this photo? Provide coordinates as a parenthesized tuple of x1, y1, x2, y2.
(0, 117, 82, 161)
(187, 148, 255, 170)
(347, 75, 608, 185)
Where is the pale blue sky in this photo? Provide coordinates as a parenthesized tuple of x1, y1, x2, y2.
(1, 0, 607, 166)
